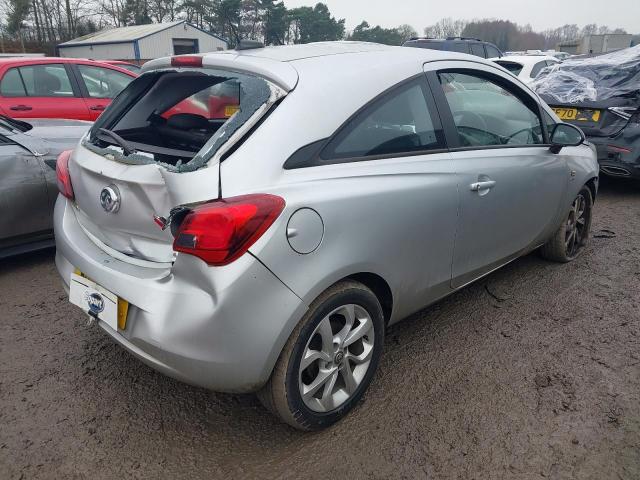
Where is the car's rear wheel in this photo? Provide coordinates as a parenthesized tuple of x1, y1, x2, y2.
(541, 186, 593, 262)
(258, 280, 384, 430)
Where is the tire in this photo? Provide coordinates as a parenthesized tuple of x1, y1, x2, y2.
(258, 280, 385, 431)
(540, 185, 593, 263)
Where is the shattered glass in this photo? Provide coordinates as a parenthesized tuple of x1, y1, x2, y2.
(84, 68, 280, 173)
(532, 45, 640, 103)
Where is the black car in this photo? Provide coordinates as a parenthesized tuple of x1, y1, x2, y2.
(533, 46, 640, 180)
(403, 37, 504, 59)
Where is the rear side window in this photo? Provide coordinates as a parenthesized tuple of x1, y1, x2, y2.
(19, 64, 74, 97)
(86, 69, 280, 173)
(322, 79, 444, 160)
(496, 61, 524, 76)
(0, 68, 26, 96)
(77, 65, 133, 98)
(530, 61, 548, 79)
(470, 44, 486, 58)
(438, 72, 543, 147)
(485, 45, 502, 58)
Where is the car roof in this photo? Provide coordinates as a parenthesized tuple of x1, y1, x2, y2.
(214, 41, 396, 62)
(496, 55, 558, 65)
(144, 41, 491, 91)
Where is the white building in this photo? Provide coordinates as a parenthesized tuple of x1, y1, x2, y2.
(57, 21, 228, 63)
(558, 34, 632, 55)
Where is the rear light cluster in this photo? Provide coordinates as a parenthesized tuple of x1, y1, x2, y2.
(172, 194, 285, 266)
(609, 106, 640, 122)
(170, 55, 203, 68)
(56, 149, 74, 200)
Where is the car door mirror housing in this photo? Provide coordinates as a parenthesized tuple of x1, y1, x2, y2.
(550, 123, 585, 153)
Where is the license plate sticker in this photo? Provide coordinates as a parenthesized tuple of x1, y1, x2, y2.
(553, 107, 600, 122)
(69, 273, 118, 331)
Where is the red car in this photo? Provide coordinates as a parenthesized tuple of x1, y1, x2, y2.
(0, 57, 136, 121)
(102, 60, 142, 74)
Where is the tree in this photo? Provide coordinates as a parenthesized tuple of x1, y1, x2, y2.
(424, 17, 466, 38)
(122, 0, 152, 25)
(262, 0, 287, 45)
(288, 3, 344, 44)
(348, 21, 416, 45)
(5, 0, 30, 35)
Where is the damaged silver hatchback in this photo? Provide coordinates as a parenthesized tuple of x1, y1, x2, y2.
(55, 42, 599, 430)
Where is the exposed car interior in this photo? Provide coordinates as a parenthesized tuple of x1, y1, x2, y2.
(91, 71, 241, 166)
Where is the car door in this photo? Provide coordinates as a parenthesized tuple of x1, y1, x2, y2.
(268, 75, 459, 319)
(0, 63, 90, 120)
(0, 133, 52, 244)
(424, 62, 568, 288)
(73, 64, 135, 120)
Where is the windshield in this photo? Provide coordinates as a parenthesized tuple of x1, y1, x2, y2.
(86, 68, 282, 172)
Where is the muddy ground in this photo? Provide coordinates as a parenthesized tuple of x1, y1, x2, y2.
(1, 178, 639, 480)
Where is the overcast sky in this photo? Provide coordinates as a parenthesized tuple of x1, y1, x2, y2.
(282, 0, 640, 34)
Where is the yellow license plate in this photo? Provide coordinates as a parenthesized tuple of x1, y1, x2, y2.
(73, 269, 129, 330)
(224, 105, 240, 117)
(553, 107, 600, 122)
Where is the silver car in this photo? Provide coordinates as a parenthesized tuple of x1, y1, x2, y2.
(54, 42, 598, 430)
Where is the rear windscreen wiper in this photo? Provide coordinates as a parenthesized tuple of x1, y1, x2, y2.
(97, 128, 136, 156)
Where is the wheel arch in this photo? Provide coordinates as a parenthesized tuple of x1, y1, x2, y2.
(344, 272, 394, 325)
(585, 176, 598, 203)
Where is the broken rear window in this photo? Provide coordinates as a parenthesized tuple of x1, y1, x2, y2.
(84, 68, 282, 172)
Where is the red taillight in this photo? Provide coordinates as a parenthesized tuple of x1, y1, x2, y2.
(173, 194, 285, 266)
(170, 55, 203, 68)
(56, 150, 74, 200)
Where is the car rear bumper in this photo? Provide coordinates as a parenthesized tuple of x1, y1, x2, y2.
(589, 131, 640, 180)
(54, 197, 307, 393)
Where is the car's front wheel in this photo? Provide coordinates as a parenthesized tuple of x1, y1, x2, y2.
(258, 280, 384, 430)
(541, 185, 593, 262)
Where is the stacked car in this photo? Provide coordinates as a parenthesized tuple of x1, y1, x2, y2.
(532, 45, 640, 180)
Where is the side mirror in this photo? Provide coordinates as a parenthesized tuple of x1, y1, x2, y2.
(549, 123, 585, 154)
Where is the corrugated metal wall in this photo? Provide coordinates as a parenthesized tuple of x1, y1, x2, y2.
(138, 23, 227, 59)
(58, 43, 135, 60)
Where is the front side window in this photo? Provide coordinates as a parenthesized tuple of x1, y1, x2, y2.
(78, 65, 133, 98)
(438, 72, 543, 147)
(19, 64, 74, 97)
(322, 79, 444, 160)
(0, 68, 26, 96)
(450, 43, 469, 54)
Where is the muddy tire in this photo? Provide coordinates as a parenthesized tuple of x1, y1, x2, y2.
(257, 280, 384, 431)
(541, 186, 593, 263)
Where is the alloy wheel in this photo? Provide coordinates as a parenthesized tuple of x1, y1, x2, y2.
(566, 193, 587, 257)
(298, 304, 375, 413)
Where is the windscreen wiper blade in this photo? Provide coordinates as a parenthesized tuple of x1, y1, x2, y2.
(97, 128, 136, 156)
(0, 114, 32, 132)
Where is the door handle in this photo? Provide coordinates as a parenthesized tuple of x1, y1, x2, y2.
(10, 105, 32, 111)
(89, 105, 106, 111)
(470, 180, 496, 192)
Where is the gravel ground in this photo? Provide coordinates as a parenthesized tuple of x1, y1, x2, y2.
(1, 178, 639, 480)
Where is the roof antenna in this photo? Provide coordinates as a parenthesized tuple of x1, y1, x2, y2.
(236, 40, 265, 51)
